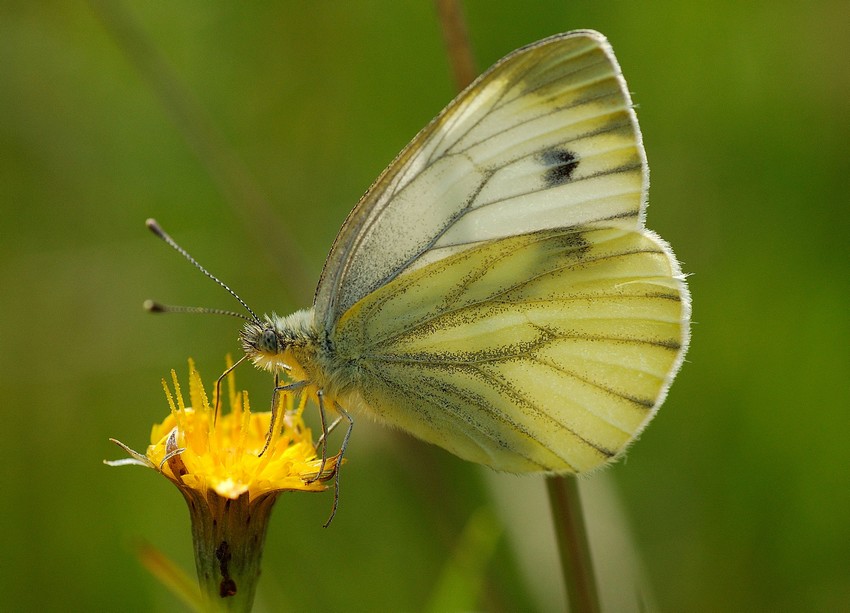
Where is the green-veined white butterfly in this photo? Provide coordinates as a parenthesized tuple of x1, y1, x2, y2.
(151, 30, 690, 479)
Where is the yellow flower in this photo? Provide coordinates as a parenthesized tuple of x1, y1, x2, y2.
(109, 359, 337, 498)
(107, 359, 339, 612)
(148, 360, 335, 499)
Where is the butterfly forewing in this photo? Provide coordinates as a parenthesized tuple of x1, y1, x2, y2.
(314, 31, 647, 329)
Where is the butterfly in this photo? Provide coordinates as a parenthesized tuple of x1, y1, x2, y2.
(152, 29, 690, 478)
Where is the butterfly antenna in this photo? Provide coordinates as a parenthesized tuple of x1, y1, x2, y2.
(146, 218, 261, 323)
(143, 300, 253, 321)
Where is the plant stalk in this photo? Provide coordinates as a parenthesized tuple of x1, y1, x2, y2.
(546, 475, 601, 613)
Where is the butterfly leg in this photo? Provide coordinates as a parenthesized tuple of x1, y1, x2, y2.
(308, 390, 351, 469)
(315, 415, 344, 449)
(322, 402, 353, 528)
(311, 389, 331, 478)
(310, 390, 349, 471)
(259, 378, 307, 457)
(213, 355, 248, 425)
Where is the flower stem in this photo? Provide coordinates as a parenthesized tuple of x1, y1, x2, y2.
(434, 0, 477, 91)
(546, 475, 600, 613)
(184, 490, 278, 612)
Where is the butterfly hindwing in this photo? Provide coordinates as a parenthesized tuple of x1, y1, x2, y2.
(334, 227, 687, 473)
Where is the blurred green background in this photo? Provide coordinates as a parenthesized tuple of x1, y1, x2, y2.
(2, 1, 848, 611)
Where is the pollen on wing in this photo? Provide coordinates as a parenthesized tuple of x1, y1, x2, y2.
(144, 359, 337, 501)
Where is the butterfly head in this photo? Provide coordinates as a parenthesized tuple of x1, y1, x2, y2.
(240, 317, 279, 370)
(239, 309, 317, 375)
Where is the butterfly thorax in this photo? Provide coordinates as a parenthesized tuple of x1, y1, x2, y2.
(240, 308, 355, 397)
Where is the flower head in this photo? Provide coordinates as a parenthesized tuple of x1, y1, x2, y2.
(107, 359, 339, 611)
(109, 359, 336, 499)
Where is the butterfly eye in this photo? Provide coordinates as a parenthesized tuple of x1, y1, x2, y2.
(260, 328, 279, 354)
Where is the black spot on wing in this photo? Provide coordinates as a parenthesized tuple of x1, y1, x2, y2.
(540, 148, 580, 186)
(551, 228, 591, 256)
